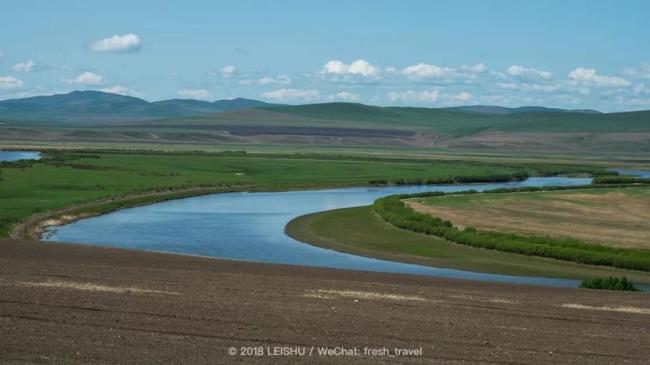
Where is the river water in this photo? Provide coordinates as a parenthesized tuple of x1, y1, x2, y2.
(609, 168, 650, 178)
(46, 176, 601, 287)
(0, 150, 41, 161)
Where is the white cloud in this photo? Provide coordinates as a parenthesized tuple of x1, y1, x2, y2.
(322, 59, 379, 77)
(260, 74, 290, 85)
(401, 63, 456, 78)
(448, 91, 474, 103)
(221, 65, 236, 78)
(177, 89, 211, 100)
(395, 63, 488, 82)
(506, 65, 552, 80)
(387, 89, 477, 105)
(388, 89, 440, 103)
(89, 34, 142, 53)
(568, 67, 630, 87)
(12, 60, 35, 72)
(262, 88, 319, 100)
(64, 72, 104, 85)
(331, 91, 360, 102)
(240, 74, 291, 85)
(498, 82, 558, 92)
(623, 63, 650, 79)
(0, 76, 24, 89)
(633, 83, 649, 95)
(461, 63, 487, 74)
(101, 85, 139, 97)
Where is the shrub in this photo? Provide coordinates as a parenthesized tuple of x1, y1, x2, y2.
(580, 277, 640, 291)
(593, 176, 650, 185)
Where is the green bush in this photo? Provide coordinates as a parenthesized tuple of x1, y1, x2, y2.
(369, 173, 529, 186)
(580, 277, 640, 291)
(592, 175, 650, 185)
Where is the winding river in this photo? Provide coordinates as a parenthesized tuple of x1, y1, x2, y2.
(610, 168, 650, 178)
(0, 150, 41, 161)
(45, 176, 598, 287)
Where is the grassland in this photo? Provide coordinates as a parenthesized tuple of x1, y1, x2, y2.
(285, 206, 650, 283)
(1, 149, 603, 237)
(407, 187, 650, 249)
(4, 101, 650, 155)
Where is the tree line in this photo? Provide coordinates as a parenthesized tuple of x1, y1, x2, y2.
(368, 173, 530, 186)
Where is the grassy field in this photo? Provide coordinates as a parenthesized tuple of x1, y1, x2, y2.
(285, 206, 650, 283)
(407, 187, 650, 249)
(4, 101, 650, 155)
(1, 149, 602, 236)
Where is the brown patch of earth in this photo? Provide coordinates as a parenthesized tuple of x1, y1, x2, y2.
(407, 190, 650, 249)
(1, 239, 649, 364)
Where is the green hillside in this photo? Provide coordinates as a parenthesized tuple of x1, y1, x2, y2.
(260, 103, 650, 135)
(2, 93, 649, 154)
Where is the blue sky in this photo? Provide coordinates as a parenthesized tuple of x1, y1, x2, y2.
(1, 0, 649, 111)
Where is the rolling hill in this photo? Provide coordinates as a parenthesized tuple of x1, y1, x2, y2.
(1, 92, 649, 153)
(254, 102, 649, 135)
(0, 91, 275, 123)
(444, 105, 601, 115)
(141, 102, 650, 153)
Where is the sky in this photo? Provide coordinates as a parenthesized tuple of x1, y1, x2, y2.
(1, 0, 649, 112)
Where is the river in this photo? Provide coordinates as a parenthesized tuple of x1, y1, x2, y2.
(0, 150, 41, 161)
(45, 176, 598, 287)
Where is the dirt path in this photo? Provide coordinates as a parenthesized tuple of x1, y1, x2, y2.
(1, 239, 649, 364)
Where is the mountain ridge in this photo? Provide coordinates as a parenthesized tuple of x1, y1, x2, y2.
(0, 90, 618, 124)
(0, 91, 278, 122)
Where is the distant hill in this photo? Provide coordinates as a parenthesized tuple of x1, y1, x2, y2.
(256, 102, 644, 135)
(131, 101, 650, 138)
(1, 91, 648, 138)
(444, 105, 601, 115)
(2, 94, 648, 153)
(0, 91, 276, 123)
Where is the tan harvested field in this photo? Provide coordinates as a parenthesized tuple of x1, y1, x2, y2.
(1, 239, 650, 364)
(407, 187, 650, 249)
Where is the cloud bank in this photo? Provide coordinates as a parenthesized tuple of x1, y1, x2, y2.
(90, 34, 142, 53)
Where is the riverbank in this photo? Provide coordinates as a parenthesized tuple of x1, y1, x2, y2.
(285, 206, 650, 284)
(1, 238, 649, 364)
(10, 185, 252, 240)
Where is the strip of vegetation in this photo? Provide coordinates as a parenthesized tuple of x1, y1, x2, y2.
(592, 175, 650, 185)
(369, 173, 529, 186)
(41, 148, 613, 176)
(367, 162, 619, 186)
(580, 277, 639, 291)
(373, 188, 650, 272)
